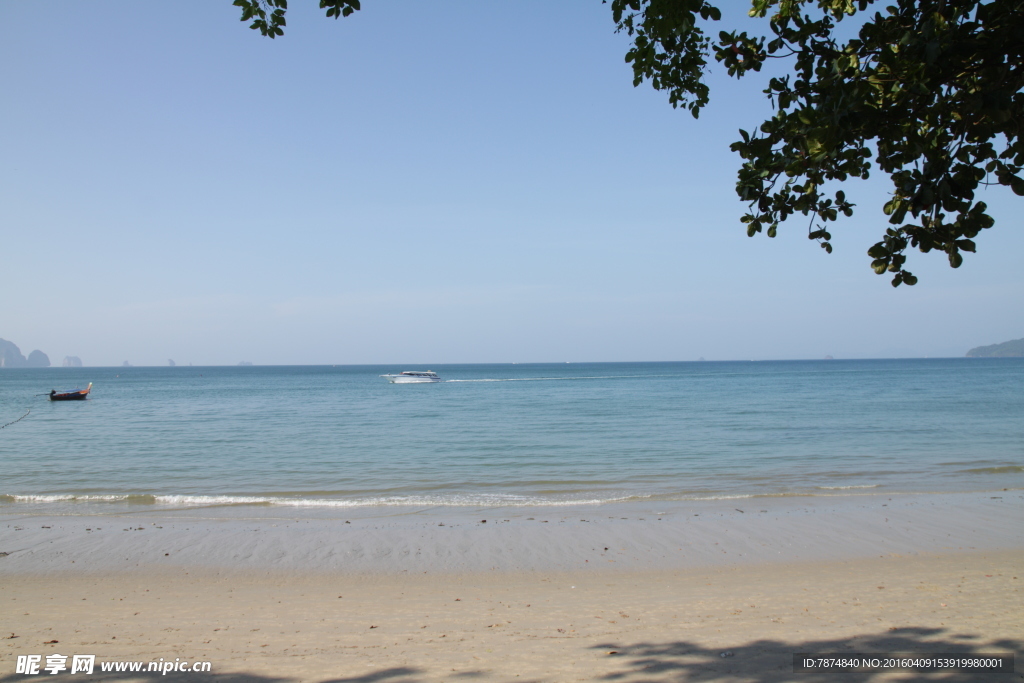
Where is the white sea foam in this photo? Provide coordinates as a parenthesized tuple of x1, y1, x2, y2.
(154, 495, 278, 506)
(2, 494, 142, 503)
(674, 489, 891, 500)
(1, 489, 899, 508)
(151, 494, 635, 508)
(676, 492, 813, 501)
(816, 484, 881, 490)
(1, 492, 637, 508)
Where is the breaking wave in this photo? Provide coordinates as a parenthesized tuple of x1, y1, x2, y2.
(815, 484, 881, 490)
(958, 466, 1024, 475)
(1, 492, 638, 509)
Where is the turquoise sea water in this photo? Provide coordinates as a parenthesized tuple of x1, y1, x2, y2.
(1, 360, 1022, 513)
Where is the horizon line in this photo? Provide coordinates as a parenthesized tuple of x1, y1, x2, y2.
(6, 356, 1009, 369)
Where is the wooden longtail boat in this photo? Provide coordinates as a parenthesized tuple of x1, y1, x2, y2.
(50, 382, 92, 401)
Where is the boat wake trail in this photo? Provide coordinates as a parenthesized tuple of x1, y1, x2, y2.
(446, 375, 660, 383)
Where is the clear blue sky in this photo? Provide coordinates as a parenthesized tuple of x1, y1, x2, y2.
(3, 1, 1021, 366)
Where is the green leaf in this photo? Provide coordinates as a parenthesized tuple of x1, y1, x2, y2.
(866, 244, 889, 259)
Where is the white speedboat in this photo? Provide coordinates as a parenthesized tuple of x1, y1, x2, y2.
(380, 370, 441, 383)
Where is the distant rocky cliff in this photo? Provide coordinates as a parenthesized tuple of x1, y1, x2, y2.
(966, 338, 1024, 357)
(63, 356, 83, 367)
(0, 339, 50, 367)
(27, 350, 50, 366)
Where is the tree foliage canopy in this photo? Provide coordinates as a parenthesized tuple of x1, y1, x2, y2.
(235, 0, 1024, 285)
(232, 0, 360, 37)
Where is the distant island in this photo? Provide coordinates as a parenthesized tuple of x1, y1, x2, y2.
(0, 338, 50, 368)
(63, 356, 83, 367)
(966, 338, 1024, 357)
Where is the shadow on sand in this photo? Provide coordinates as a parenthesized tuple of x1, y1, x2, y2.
(590, 625, 1020, 682)
(1, 626, 1017, 682)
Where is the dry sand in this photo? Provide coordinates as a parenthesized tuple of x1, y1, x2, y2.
(2, 491, 1022, 681)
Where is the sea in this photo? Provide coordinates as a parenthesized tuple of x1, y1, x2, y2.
(2, 360, 1022, 516)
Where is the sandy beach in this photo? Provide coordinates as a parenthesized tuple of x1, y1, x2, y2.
(2, 491, 1022, 681)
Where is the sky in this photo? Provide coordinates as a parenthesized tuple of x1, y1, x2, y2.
(2, 1, 1021, 366)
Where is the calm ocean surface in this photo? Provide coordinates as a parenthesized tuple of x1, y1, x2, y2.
(2, 360, 1022, 513)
